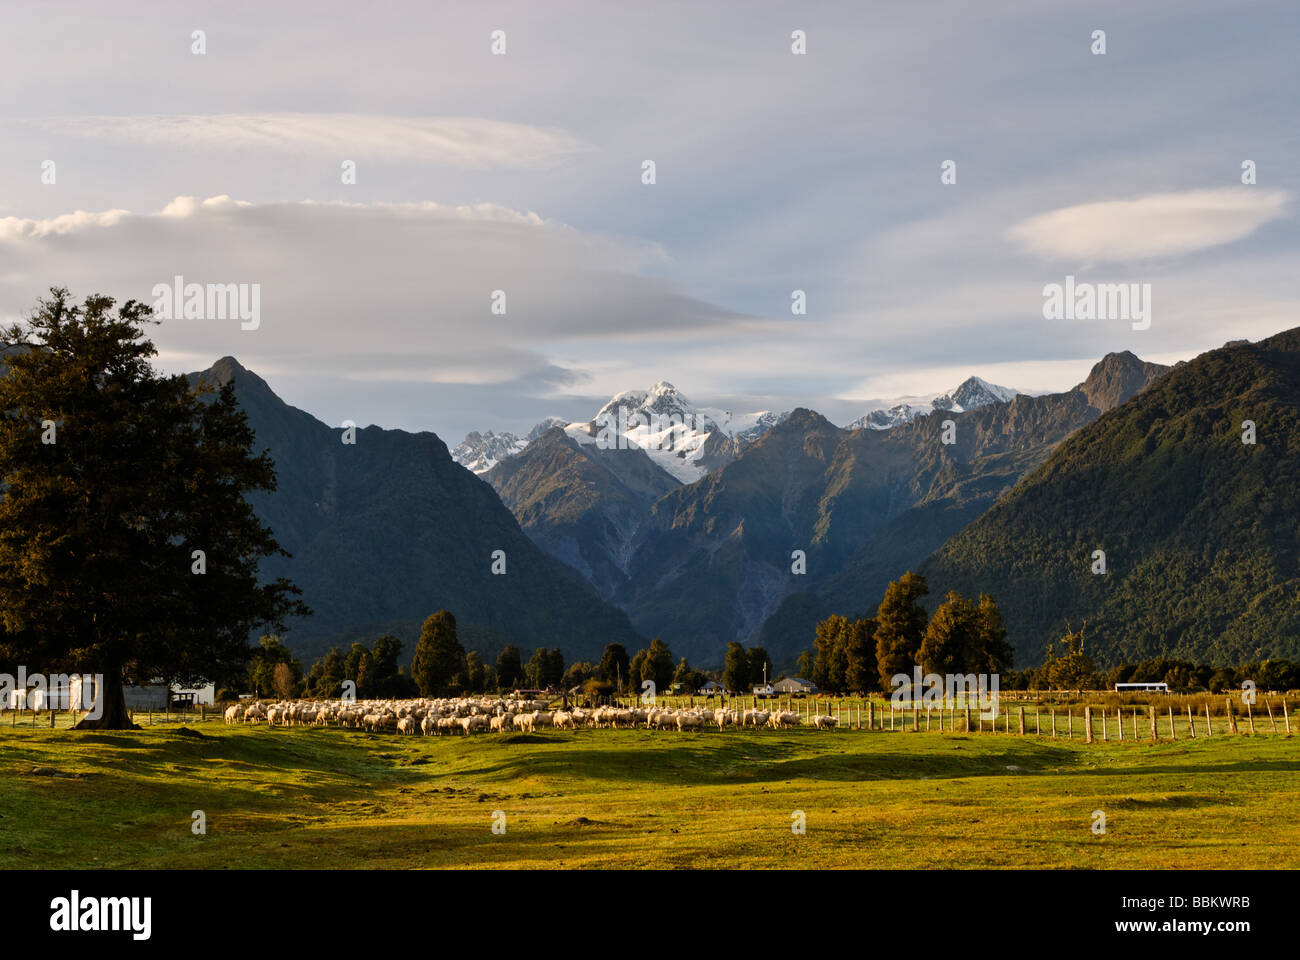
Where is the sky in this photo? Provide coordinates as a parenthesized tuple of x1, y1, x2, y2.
(1, 0, 1297, 441)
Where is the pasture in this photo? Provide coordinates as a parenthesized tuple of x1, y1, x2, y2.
(1, 720, 1296, 869)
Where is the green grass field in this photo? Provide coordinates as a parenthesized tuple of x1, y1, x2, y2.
(2, 722, 1296, 869)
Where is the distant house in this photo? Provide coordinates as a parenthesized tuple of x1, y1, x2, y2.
(698, 681, 725, 695)
(773, 677, 818, 695)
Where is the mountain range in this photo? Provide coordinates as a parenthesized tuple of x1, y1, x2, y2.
(175, 330, 1299, 672)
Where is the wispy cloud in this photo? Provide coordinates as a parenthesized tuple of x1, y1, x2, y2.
(17, 114, 587, 169)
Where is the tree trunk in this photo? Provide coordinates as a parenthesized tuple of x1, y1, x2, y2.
(73, 669, 140, 730)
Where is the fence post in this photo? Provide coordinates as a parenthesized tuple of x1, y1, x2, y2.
(1226, 698, 1238, 734)
(1068, 711, 1073, 739)
(867, 700, 874, 730)
(1116, 707, 1123, 741)
(1283, 699, 1290, 735)
(1051, 709, 1056, 738)
(912, 699, 919, 732)
(1018, 706, 1025, 736)
(1246, 701, 1255, 735)
(1168, 707, 1176, 741)
(1187, 704, 1196, 738)
(1149, 706, 1157, 741)
(1205, 701, 1213, 736)
(1266, 698, 1277, 734)
(964, 705, 972, 733)
(1084, 706, 1093, 743)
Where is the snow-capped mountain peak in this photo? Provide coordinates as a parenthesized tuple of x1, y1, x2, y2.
(848, 376, 1020, 430)
(452, 382, 788, 481)
(450, 429, 530, 474)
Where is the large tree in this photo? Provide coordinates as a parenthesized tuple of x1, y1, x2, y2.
(974, 594, 1014, 675)
(844, 618, 877, 693)
(0, 290, 306, 728)
(812, 614, 850, 693)
(722, 641, 750, 693)
(496, 645, 524, 690)
(873, 572, 929, 690)
(643, 638, 675, 696)
(411, 610, 466, 696)
(747, 646, 773, 688)
(599, 642, 629, 691)
(918, 591, 981, 677)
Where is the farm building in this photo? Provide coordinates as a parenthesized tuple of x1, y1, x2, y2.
(773, 677, 818, 695)
(698, 680, 725, 695)
(120, 683, 216, 710)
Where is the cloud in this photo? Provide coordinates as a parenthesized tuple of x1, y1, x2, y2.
(0, 196, 751, 394)
(1007, 188, 1291, 261)
(19, 114, 587, 169)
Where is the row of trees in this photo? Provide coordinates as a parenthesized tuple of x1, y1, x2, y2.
(1001, 631, 1300, 692)
(803, 573, 1012, 694)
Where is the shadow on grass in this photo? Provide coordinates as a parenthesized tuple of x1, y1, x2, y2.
(424, 734, 1082, 786)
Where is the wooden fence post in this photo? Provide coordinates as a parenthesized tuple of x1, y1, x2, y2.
(1168, 707, 1176, 741)
(1187, 704, 1196, 738)
(1226, 698, 1238, 734)
(964, 705, 972, 733)
(912, 699, 919, 732)
(1116, 708, 1123, 741)
(1266, 698, 1277, 734)
(1084, 706, 1093, 743)
(868, 700, 874, 730)
(1035, 706, 1040, 736)
(1018, 706, 1025, 736)
(1148, 706, 1157, 742)
(1246, 700, 1255, 735)
(1100, 707, 1108, 741)
(1051, 709, 1056, 738)
(1283, 699, 1290, 735)
(1205, 701, 1213, 736)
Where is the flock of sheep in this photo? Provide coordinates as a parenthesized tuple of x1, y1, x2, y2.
(224, 696, 841, 735)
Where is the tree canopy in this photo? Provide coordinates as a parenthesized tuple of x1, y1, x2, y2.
(0, 289, 307, 727)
